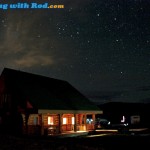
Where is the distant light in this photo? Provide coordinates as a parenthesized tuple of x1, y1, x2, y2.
(121, 116, 125, 123)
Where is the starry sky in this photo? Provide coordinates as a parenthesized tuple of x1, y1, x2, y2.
(0, 0, 150, 104)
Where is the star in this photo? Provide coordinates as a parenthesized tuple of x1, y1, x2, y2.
(0, 0, 149, 104)
(37, 35, 41, 38)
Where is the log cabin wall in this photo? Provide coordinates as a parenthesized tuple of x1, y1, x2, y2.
(86, 114, 95, 130)
(42, 114, 59, 134)
(61, 114, 74, 132)
(76, 114, 87, 131)
(21, 114, 26, 134)
(21, 113, 96, 135)
(24, 114, 41, 135)
(21, 114, 60, 135)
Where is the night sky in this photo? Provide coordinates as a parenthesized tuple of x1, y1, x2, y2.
(0, 0, 150, 104)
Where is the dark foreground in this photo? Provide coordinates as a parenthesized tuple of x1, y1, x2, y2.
(0, 133, 150, 150)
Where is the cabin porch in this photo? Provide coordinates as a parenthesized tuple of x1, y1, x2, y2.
(21, 112, 99, 136)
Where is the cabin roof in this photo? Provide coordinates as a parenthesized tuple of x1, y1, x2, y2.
(1, 68, 101, 112)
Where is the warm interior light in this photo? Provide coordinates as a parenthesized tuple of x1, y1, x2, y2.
(72, 117, 75, 124)
(48, 116, 54, 125)
(63, 118, 67, 124)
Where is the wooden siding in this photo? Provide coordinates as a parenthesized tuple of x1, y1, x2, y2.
(21, 113, 96, 135)
(62, 114, 74, 132)
(42, 114, 59, 134)
(42, 114, 59, 126)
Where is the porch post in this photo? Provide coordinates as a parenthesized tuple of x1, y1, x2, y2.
(25, 113, 29, 135)
(84, 114, 87, 131)
(58, 114, 62, 134)
(74, 114, 77, 132)
(92, 114, 96, 130)
(40, 114, 44, 135)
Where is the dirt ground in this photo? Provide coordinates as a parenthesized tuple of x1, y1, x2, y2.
(0, 133, 150, 150)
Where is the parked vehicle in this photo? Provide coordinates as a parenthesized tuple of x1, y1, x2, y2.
(95, 118, 129, 132)
(95, 118, 111, 129)
(111, 123, 128, 129)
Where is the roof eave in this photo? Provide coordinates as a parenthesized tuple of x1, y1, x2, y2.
(38, 109, 103, 114)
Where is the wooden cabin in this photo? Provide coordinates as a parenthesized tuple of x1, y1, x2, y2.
(0, 68, 102, 135)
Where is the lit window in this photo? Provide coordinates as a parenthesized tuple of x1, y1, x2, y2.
(33, 116, 38, 125)
(48, 116, 54, 125)
(72, 117, 75, 125)
(63, 118, 67, 124)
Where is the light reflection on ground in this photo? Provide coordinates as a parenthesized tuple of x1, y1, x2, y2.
(86, 133, 111, 137)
